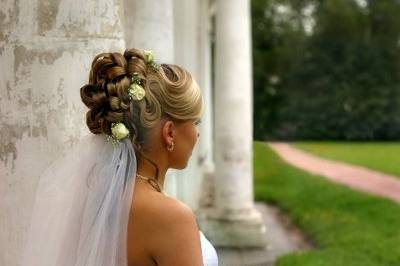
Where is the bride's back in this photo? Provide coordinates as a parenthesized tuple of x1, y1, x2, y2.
(127, 182, 204, 266)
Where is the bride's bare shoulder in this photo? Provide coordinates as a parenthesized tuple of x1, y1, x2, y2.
(131, 190, 203, 265)
(131, 188, 200, 234)
(140, 191, 198, 227)
(133, 188, 192, 216)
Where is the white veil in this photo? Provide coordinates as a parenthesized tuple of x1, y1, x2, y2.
(21, 133, 137, 266)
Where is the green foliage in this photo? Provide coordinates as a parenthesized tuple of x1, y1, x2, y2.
(294, 141, 400, 178)
(252, 0, 400, 140)
(253, 141, 400, 265)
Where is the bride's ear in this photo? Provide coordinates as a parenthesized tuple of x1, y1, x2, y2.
(161, 120, 176, 147)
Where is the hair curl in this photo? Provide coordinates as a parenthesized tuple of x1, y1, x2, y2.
(80, 48, 204, 151)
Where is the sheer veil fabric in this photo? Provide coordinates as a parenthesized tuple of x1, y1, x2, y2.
(21, 133, 137, 266)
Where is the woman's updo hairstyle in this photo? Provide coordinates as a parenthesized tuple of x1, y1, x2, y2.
(80, 48, 204, 151)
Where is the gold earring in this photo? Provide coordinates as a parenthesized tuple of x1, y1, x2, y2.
(167, 142, 175, 152)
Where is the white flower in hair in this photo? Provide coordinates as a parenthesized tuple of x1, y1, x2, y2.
(143, 49, 160, 70)
(143, 50, 155, 65)
(128, 82, 146, 101)
(111, 122, 130, 140)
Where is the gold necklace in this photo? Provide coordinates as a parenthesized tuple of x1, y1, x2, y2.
(136, 174, 165, 194)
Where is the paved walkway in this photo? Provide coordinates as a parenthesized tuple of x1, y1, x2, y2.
(216, 202, 313, 266)
(268, 142, 400, 203)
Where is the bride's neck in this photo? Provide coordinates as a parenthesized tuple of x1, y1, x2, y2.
(136, 151, 167, 189)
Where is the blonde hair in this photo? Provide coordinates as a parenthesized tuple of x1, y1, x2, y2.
(80, 48, 203, 151)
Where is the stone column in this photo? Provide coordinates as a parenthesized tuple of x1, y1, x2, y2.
(195, 0, 216, 209)
(197, 0, 267, 247)
(123, 0, 178, 197)
(0, 0, 125, 265)
(123, 0, 175, 63)
(172, 0, 203, 208)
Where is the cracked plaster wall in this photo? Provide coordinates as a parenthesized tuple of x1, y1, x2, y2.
(0, 0, 125, 265)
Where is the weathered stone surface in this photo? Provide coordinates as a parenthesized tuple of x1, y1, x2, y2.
(0, 0, 124, 265)
(123, 0, 174, 63)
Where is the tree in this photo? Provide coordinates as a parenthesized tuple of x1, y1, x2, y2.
(252, 0, 400, 140)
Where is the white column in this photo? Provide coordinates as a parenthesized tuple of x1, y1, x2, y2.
(123, 0, 178, 197)
(0, 0, 125, 265)
(172, 0, 202, 208)
(123, 0, 175, 63)
(195, 0, 216, 209)
(197, 0, 267, 247)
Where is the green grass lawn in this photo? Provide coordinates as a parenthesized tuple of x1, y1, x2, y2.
(253, 141, 400, 266)
(293, 142, 400, 178)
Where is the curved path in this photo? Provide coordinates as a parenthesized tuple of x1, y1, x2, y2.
(268, 142, 400, 203)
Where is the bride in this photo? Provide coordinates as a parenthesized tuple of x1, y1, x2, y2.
(21, 48, 218, 266)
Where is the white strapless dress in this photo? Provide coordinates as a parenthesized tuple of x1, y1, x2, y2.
(199, 231, 219, 266)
